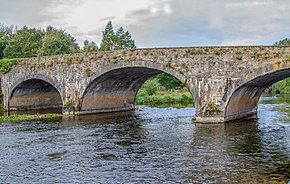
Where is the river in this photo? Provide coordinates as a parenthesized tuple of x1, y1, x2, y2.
(0, 96, 289, 183)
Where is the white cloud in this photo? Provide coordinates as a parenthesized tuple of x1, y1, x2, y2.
(1, 0, 290, 47)
(226, 1, 275, 8)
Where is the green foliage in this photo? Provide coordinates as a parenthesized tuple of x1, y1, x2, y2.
(136, 74, 193, 106)
(0, 24, 17, 38)
(82, 40, 98, 52)
(272, 78, 290, 94)
(271, 38, 290, 94)
(180, 94, 191, 105)
(0, 58, 20, 73)
(0, 113, 63, 122)
(1, 25, 79, 58)
(274, 38, 290, 46)
(4, 26, 44, 58)
(99, 21, 136, 51)
(142, 78, 161, 96)
(39, 26, 79, 56)
(100, 21, 115, 51)
(135, 89, 193, 106)
(0, 38, 7, 59)
(115, 27, 136, 50)
(64, 100, 72, 107)
(153, 73, 183, 90)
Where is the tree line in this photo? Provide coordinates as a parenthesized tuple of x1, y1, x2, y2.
(1, 21, 289, 93)
(0, 21, 136, 59)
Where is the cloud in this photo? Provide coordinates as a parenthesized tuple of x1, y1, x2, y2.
(0, 0, 83, 27)
(1, 0, 290, 47)
(99, 16, 116, 22)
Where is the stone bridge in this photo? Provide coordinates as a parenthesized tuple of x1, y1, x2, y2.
(1, 46, 290, 123)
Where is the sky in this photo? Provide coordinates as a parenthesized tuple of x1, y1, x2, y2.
(1, 0, 290, 48)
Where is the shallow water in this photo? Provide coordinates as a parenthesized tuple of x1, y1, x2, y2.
(0, 98, 289, 183)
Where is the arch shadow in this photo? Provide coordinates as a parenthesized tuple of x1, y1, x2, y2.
(225, 68, 290, 121)
(79, 66, 195, 114)
(9, 78, 63, 111)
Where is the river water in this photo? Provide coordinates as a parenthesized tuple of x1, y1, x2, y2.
(0, 97, 289, 183)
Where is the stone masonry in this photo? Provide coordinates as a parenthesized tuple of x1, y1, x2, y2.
(1, 46, 290, 123)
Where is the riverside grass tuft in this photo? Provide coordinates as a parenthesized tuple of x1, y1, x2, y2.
(0, 113, 64, 123)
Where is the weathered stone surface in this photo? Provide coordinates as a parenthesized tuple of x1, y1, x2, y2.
(1, 46, 290, 122)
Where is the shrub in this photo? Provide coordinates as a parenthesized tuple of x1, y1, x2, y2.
(142, 78, 161, 96)
(0, 58, 20, 73)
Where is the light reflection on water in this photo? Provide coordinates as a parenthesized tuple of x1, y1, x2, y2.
(0, 98, 289, 183)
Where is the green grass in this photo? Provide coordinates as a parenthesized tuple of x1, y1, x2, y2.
(0, 113, 64, 122)
(0, 58, 20, 73)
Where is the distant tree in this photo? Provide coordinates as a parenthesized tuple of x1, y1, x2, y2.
(153, 73, 183, 90)
(0, 24, 17, 38)
(39, 26, 80, 56)
(99, 21, 136, 51)
(0, 24, 17, 59)
(115, 27, 136, 50)
(0, 38, 7, 59)
(82, 40, 98, 52)
(99, 21, 115, 51)
(4, 26, 44, 58)
(274, 38, 290, 46)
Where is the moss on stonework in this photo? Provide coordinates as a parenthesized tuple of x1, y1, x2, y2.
(201, 100, 221, 113)
(85, 68, 93, 77)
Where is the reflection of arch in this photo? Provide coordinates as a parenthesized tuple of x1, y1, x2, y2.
(225, 68, 290, 120)
(80, 65, 194, 114)
(9, 79, 63, 110)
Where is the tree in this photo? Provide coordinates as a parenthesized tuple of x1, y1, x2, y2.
(99, 21, 115, 51)
(99, 21, 136, 51)
(39, 26, 79, 56)
(0, 38, 7, 59)
(82, 40, 98, 52)
(0, 24, 17, 59)
(116, 27, 136, 50)
(4, 26, 44, 58)
(0, 24, 17, 38)
(274, 38, 290, 46)
(153, 73, 183, 90)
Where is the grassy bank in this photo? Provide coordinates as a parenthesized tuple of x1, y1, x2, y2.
(136, 88, 194, 106)
(0, 113, 65, 122)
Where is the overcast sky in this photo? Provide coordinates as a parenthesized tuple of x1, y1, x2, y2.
(1, 0, 290, 47)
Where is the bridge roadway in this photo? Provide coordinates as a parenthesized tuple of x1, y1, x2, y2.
(1, 46, 290, 123)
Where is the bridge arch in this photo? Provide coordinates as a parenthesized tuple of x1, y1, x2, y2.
(224, 67, 290, 121)
(9, 78, 64, 111)
(79, 62, 196, 114)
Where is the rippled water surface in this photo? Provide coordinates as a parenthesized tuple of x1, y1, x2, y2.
(0, 97, 289, 183)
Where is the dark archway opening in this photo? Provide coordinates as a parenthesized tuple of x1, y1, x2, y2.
(80, 67, 194, 114)
(225, 68, 290, 121)
(9, 79, 63, 113)
(135, 73, 194, 107)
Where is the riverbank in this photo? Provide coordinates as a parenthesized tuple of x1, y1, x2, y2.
(0, 113, 64, 122)
(136, 88, 194, 106)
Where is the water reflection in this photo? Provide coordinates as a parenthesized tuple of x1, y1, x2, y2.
(0, 100, 289, 183)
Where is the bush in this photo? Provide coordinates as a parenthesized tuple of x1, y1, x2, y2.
(180, 94, 191, 105)
(0, 58, 20, 73)
(142, 78, 161, 96)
